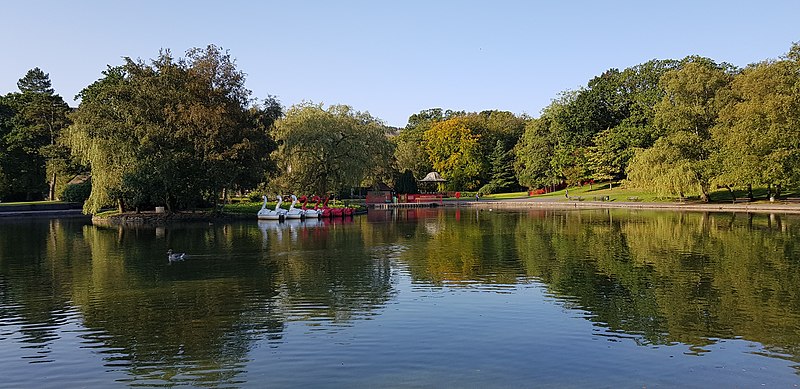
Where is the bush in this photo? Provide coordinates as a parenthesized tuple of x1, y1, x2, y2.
(247, 183, 274, 202)
(477, 183, 498, 196)
(61, 181, 92, 203)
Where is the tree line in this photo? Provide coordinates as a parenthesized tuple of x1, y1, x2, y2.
(1, 42, 799, 212)
(396, 43, 800, 201)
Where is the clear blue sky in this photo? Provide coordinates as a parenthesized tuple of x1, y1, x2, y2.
(3, 0, 798, 127)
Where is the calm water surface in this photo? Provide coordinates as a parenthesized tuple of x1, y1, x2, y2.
(1, 209, 800, 387)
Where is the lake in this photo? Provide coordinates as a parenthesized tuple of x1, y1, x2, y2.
(1, 208, 799, 388)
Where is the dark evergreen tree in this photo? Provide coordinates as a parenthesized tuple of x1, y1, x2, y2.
(17, 68, 55, 94)
(394, 169, 418, 194)
(479, 140, 517, 195)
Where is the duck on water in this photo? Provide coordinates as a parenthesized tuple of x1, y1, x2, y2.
(167, 249, 187, 263)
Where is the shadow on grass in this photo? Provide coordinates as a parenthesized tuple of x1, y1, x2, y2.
(709, 187, 798, 202)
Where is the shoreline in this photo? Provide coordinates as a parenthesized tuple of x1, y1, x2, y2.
(450, 199, 800, 214)
(91, 209, 368, 227)
(0, 202, 85, 218)
(5, 200, 800, 222)
(0, 209, 88, 218)
(91, 211, 252, 227)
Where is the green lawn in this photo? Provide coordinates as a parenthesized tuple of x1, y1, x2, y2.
(482, 191, 530, 200)
(532, 183, 671, 202)
(462, 182, 800, 203)
(94, 209, 121, 217)
(0, 200, 67, 206)
(223, 202, 267, 214)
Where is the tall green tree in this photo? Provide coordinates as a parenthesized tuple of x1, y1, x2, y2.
(272, 103, 393, 195)
(714, 44, 800, 197)
(514, 116, 556, 189)
(0, 99, 13, 197)
(515, 93, 584, 188)
(480, 110, 527, 153)
(546, 70, 631, 180)
(17, 68, 55, 94)
(479, 139, 517, 195)
(589, 124, 654, 181)
(588, 59, 680, 180)
(67, 46, 276, 213)
(0, 68, 72, 201)
(394, 169, 418, 194)
(627, 57, 734, 201)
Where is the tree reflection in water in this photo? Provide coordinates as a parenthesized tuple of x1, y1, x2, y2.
(0, 217, 396, 386)
(380, 208, 800, 368)
(1, 209, 800, 386)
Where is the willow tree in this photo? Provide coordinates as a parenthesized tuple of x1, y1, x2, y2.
(626, 133, 706, 198)
(627, 57, 734, 201)
(272, 103, 393, 195)
(67, 45, 277, 213)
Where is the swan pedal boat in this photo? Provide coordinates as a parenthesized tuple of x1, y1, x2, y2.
(257, 195, 287, 220)
(285, 195, 304, 219)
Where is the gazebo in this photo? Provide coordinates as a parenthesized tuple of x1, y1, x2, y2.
(419, 171, 447, 183)
(417, 171, 447, 193)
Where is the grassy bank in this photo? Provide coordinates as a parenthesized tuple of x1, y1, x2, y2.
(442, 182, 798, 204)
(0, 201, 83, 213)
(0, 200, 65, 207)
(526, 183, 671, 202)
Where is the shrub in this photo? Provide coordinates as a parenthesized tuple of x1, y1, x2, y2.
(61, 181, 92, 203)
(477, 183, 498, 196)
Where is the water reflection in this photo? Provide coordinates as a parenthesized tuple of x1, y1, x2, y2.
(0, 217, 395, 386)
(512, 210, 800, 363)
(373, 208, 800, 366)
(1, 209, 800, 386)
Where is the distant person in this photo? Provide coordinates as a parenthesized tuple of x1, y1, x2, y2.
(475, 193, 480, 201)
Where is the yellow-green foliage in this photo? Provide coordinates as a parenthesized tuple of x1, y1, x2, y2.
(423, 117, 484, 190)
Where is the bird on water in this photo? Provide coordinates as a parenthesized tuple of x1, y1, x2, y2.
(167, 249, 187, 262)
